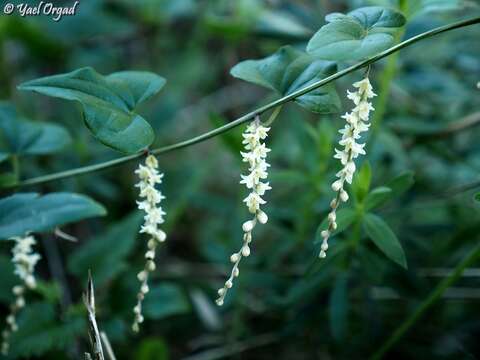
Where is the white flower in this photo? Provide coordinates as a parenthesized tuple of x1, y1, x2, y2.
(133, 154, 167, 332)
(216, 118, 272, 306)
(319, 76, 376, 259)
(2, 234, 40, 355)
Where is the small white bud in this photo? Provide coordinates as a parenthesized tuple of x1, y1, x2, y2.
(330, 199, 338, 208)
(137, 271, 147, 281)
(256, 210, 268, 224)
(225, 280, 233, 289)
(218, 288, 226, 296)
(216, 299, 224, 306)
(241, 246, 250, 257)
(141, 284, 149, 294)
(230, 253, 240, 263)
(332, 180, 342, 192)
(328, 212, 336, 223)
(233, 268, 239, 277)
(321, 242, 329, 251)
(340, 190, 349, 202)
(319, 251, 327, 259)
(331, 222, 338, 230)
(321, 230, 329, 239)
(242, 220, 255, 232)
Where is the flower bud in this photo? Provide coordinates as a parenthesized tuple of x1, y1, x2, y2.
(242, 220, 255, 232)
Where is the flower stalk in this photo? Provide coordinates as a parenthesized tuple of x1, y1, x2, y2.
(1, 234, 41, 355)
(319, 77, 376, 258)
(132, 155, 167, 332)
(216, 117, 271, 306)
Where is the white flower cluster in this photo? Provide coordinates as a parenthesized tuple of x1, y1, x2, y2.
(132, 154, 167, 332)
(319, 77, 376, 259)
(216, 119, 271, 306)
(2, 234, 41, 355)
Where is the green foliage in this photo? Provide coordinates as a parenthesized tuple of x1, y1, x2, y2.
(329, 273, 349, 341)
(307, 6, 406, 61)
(18, 68, 166, 154)
(135, 338, 169, 360)
(143, 283, 191, 320)
(67, 212, 143, 285)
(0, 102, 71, 156)
(0, 192, 106, 239)
(364, 186, 393, 211)
(351, 161, 372, 203)
(8, 302, 85, 358)
(317, 208, 357, 240)
(231, 46, 341, 113)
(363, 213, 407, 268)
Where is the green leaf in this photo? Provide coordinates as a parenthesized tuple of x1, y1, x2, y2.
(386, 171, 414, 197)
(143, 283, 191, 320)
(316, 208, 358, 242)
(0, 192, 106, 240)
(365, 186, 393, 211)
(68, 212, 143, 285)
(0, 102, 71, 156)
(352, 161, 371, 203)
(8, 302, 85, 357)
(230, 46, 341, 113)
(363, 213, 407, 268)
(475, 193, 480, 202)
(307, 6, 406, 61)
(136, 338, 169, 360)
(329, 273, 349, 341)
(18, 67, 166, 154)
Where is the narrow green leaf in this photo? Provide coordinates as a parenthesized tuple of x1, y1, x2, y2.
(386, 171, 414, 197)
(316, 208, 357, 243)
(231, 46, 341, 113)
(18, 67, 166, 154)
(0, 192, 106, 240)
(365, 186, 393, 211)
(329, 273, 349, 341)
(363, 213, 407, 268)
(352, 161, 371, 203)
(307, 6, 406, 61)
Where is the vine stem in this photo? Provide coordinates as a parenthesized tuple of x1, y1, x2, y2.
(370, 242, 480, 360)
(6, 16, 480, 189)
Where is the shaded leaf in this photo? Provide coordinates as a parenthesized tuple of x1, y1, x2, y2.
(352, 161, 371, 203)
(18, 67, 166, 153)
(386, 171, 414, 197)
(316, 208, 358, 242)
(307, 6, 406, 61)
(136, 338, 169, 360)
(365, 186, 393, 211)
(9, 302, 85, 357)
(0, 192, 106, 240)
(363, 213, 407, 268)
(231, 46, 341, 113)
(67, 212, 143, 285)
(0, 102, 71, 156)
(143, 283, 191, 320)
(329, 273, 349, 341)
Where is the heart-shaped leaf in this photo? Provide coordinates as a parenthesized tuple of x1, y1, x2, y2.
(363, 213, 407, 268)
(18, 67, 166, 154)
(0, 102, 71, 156)
(0, 192, 106, 240)
(307, 7, 406, 61)
(231, 46, 341, 113)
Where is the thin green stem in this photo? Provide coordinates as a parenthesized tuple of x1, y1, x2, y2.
(263, 105, 283, 126)
(7, 16, 480, 189)
(370, 0, 409, 140)
(370, 242, 480, 360)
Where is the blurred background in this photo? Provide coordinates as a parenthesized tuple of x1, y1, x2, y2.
(1, 0, 480, 359)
